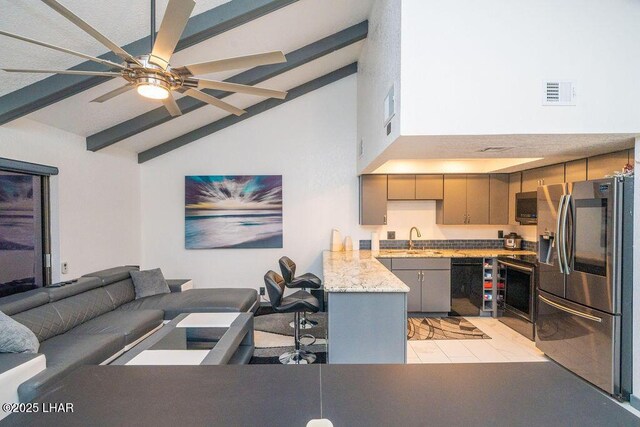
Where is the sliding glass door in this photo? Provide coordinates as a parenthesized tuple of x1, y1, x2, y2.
(0, 170, 50, 297)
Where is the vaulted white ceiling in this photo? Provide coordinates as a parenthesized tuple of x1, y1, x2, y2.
(0, 0, 372, 153)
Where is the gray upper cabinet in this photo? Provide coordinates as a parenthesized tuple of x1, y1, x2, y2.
(521, 164, 565, 192)
(437, 175, 491, 225)
(587, 150, 629, 180)
(466, 175, 490, 224)
(387, 175, 416, 200)
(565, 159, 587, 183)
(438, 175, 468, 224)
(489, 174, 509, 225)
(387, 174, 444, 200)
(360, 175, 387, 225)
(508, 172, 521, 225)
(415, 175, 444, 200)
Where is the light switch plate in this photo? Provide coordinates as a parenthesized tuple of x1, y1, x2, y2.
(387, 231, 396, 239)
(61, 262, 69, 274)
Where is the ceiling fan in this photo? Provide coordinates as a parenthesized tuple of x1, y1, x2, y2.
(0, 0, 289, 117)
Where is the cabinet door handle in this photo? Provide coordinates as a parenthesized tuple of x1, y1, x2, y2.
(383, 215, 387, 225)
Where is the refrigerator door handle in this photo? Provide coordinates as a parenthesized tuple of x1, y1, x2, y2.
(539, 295, 603, 323)
(565, 194, 574, 273)
(559, 194, 571, 275)
(556, 195, 567, 274)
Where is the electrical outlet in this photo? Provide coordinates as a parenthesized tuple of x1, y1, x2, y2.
(259, 287, 265, 296)
(387, 231, 396, 240)
(498, 230, 504, 239)
(61, 262, 69, 275)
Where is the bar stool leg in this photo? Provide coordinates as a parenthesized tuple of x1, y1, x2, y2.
(289, 288, 318, 329)
(279, 312, 316, 365)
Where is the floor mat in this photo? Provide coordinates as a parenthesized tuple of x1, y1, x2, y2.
(408, 317, 491, 340)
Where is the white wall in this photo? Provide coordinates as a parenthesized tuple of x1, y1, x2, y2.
(400, 0, 640, 136)
(357, 0, 402, 174)
(0, 119, 141, 282)
(140, 75, 368, 289)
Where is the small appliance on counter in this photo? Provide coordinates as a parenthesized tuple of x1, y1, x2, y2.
(503, 233, 522, 250)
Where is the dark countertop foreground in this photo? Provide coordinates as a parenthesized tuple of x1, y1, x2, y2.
(3, 363, 638, 427)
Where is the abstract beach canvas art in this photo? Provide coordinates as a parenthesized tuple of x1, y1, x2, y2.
(185, 175, 283, 249)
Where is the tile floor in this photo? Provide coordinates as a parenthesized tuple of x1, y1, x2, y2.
(407, 317, 547, 364)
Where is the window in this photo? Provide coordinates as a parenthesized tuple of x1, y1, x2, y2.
(0, 159, 54, 297)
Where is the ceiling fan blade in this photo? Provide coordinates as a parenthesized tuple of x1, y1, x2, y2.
(0, 30, 126, 70)
(91, 84, 133, 103)
(162, 94, 182, 117)
(41, 0, 142, 66)
(183, 89, 246, 116)
(176, 51, 287, 76)
(195, 79, 287, 100)
(2, 68, 121, 77)
(149, 0, 195, 69)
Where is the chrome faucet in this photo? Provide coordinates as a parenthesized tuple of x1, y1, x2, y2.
(409, 226, 422, 250)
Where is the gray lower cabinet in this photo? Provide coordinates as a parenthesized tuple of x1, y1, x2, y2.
(392, 270, 422, 312)
(391, 258, 451, 313)
(421, 270, 451, 312)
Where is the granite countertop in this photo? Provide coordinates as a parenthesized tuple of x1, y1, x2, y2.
(375, 248, 537, 258)
(323, 248, 538, 293)
(323, 250, 410, 293)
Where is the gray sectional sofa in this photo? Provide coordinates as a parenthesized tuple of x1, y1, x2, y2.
(0, 266, 258, 403)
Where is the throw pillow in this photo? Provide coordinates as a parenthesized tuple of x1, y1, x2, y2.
(0, 310, 39, 353)
(130, 268, 171, 300)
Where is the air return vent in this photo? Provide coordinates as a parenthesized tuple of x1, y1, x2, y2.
(543, 80, 576, 106)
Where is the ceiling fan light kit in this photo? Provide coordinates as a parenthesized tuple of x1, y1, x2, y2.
(1, 0, 289, 117)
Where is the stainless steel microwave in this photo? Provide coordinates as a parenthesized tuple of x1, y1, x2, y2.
(515, 191, 537, 225)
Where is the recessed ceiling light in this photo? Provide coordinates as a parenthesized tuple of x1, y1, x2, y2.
(477, 147, 514, 153)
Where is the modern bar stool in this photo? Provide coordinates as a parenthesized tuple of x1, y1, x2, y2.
(279, 256, 322, 330)
(264, 270, 320, 364)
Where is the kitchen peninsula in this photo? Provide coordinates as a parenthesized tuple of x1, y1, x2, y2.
(323, 247, 536, 364)
(323, 250, 409, 364)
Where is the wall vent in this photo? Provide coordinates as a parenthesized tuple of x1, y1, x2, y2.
(543, 80, 576, 106)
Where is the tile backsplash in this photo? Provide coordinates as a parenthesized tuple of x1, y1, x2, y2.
(359, 239, 538, 251)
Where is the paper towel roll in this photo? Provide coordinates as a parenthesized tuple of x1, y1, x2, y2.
(371, 232, 380, 251)
(344, 236, 353, 251)
(331, 229, 343, 252)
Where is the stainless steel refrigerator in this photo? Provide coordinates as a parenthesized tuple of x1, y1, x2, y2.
(536, 177, 633, 398)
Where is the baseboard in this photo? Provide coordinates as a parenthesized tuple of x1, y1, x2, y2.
(631, 394, 640, 411)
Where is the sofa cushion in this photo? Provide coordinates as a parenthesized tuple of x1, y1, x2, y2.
(17, 333, 124, 402)
(104, 278, 136, 308)
(50, 287, 115, 332)
(118, 289, 259, 319)
(69, 310, 163, 346)
(0, 310, 39, 353)
(44, 277, 103, 302)
(12, 304, 65, 343)
(83, 266, 140, 286)
(0, 288, 49, 316)
(130, 268, 170, 300)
